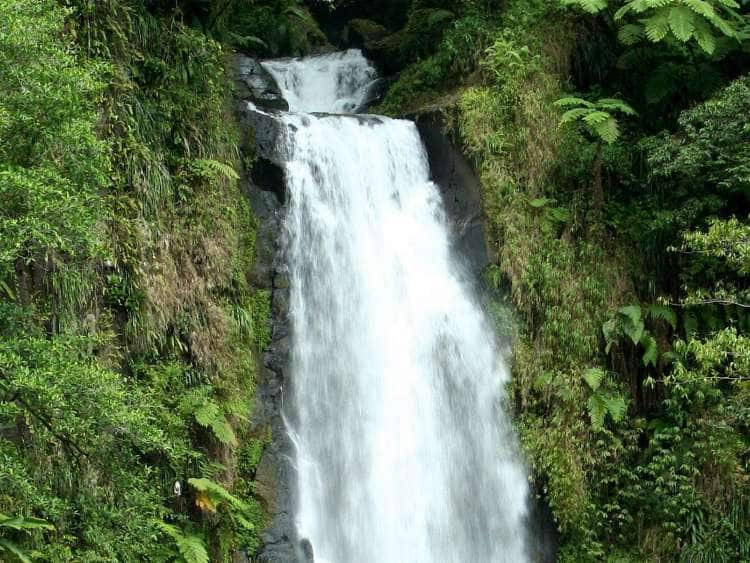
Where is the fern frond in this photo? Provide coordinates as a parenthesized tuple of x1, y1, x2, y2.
(553, 96, 595, 108)
(683, 0, 718, 19)
(692, 15, 717, 52)
(188, 478, 252, 514)
(583, 367, 605, 391)
(603, 393, 627, 422)
(597, 98, 638, 115)
(618, 23, 646, 44)
(587, 394, 607, 429)
(583, 110, 611, 125)
(193, 401, 237, 446)
(158, 523, 209, 563)
(669, 5, 696, 41)
(646, 304, 678, 329)
(560, 0, 609, 13)
(643, 9, 671, 42)
(193, 158, 239, 181)
(560, 108, 592, 123)
(176, 535, 210, 563)
(592, 115, 621, 143)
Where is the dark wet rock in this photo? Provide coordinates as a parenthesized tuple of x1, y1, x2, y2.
(232, 61, 301, 562)
(299, 538, 314, 562)
(411, 109, 489, 276)
(251, 157, 286, 202)
(232, 55, 289, 111)
(272, 288, 290, 319)
(353, 77, 388, 113)
(239, 106, 288, 165)
(342, 18, 389, 49)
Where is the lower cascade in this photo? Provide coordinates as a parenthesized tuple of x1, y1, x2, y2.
(263, 50, 530, 563)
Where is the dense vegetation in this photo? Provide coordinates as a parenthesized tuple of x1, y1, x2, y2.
(373, 0, 750, 560)
(0, 0, 290, 560)
(1, 0, 748, 561)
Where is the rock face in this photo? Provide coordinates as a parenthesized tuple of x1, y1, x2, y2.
(233, 54, 300, 563)
(411, 110, 489, 277)
(232, 55, 289, 112)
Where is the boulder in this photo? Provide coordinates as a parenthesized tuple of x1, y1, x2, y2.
(232, 54, 289, 111)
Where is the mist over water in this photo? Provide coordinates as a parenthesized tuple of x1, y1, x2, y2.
(262, 49, 529, 563)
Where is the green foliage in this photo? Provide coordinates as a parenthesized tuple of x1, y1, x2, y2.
(562, 0, 609, 14)
(614, 0, 742, 54)
(0, 0, 109, 284)
(560, 0, 744, 53)
(210, 0, 327, 56)
(158, 522, 209, 563)
(0, 0, 267, 559)
(0, 514, 54, 563)
(582, 368, 628, 429)
(555, 96, 637, 144)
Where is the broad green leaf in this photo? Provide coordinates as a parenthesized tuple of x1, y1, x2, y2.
(619, 304, 642, 326)
(641, 334, 659, 367)
(529, 197, 550, 207)
(624, 319, 645, 345)
(0, 538, 31, 563)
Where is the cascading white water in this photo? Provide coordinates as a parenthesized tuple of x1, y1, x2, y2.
(263, 49, 529, 563)
(262, 49, 378, 113)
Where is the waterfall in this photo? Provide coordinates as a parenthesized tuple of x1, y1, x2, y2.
(261, 50, 529, 563)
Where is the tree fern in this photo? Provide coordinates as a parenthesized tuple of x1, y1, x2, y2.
(616, 0, 741, 54)
(560, 0, 742, 53)
(188, 478, 255, 529)
(554, 95, 636, 144)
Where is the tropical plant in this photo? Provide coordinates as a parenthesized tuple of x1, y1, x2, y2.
(581, 367, 628, 429)
(603, 303, 677, 367)
(0, 514, 53, 562)
(554, 96, 637, 213)
(158, 523, 209, 563)
(561, 0, 744, 54)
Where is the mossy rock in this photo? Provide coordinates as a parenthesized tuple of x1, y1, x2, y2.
(343, 18, 389, 48)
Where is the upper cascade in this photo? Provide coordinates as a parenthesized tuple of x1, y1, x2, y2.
(261, 49, 377, 114)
